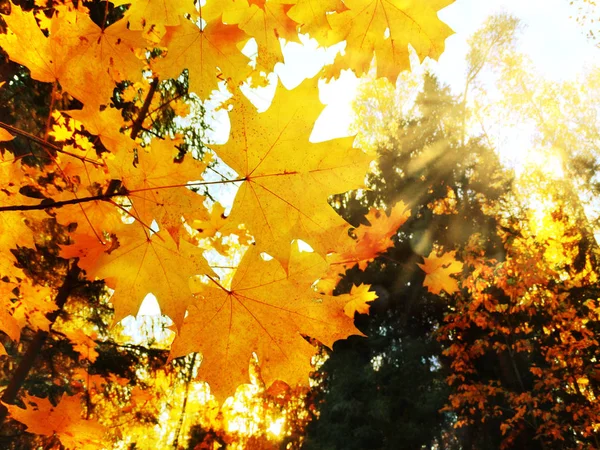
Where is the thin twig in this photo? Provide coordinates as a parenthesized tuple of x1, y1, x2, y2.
(0, 121, 103, 166)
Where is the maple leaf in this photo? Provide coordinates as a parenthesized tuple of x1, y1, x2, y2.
(65, 329, 99, 363)
(54, 198, 123, 242)
(0, 6, 145, 108)
(123, 0, 197, 30)
(0, 154, 39, 276)
(12, 279, 56, 332)
(418, 249, 463, 295)
(215, 77, 372, 268)
(106, 137, 208, 241)
(48, 123, 74, 142)
(215, 0, 300, 69)
(193, 202, 227, 238)
(339, 283, 378, 317)
(73, 225, 214, 328)
(3, 394, 105, 449)
(327, 0, 454, 80)
(55, 12, 146, 106)
(0, 5, 67, 83)
(0, 306, 21, 343)
(287, 0, 347, 45)
(170, 244, 362, 399)
(0, 128, 14, 141)
(65, 106, 136, 155)
(329, 200, 411, 272)
(153, 16, 251, 99)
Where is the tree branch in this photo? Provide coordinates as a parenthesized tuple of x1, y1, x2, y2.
(129, 77, 160, 140)
(0, 191, 126, 212)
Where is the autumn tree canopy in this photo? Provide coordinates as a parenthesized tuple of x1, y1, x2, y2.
(0, 0, 456, 448)
(3, 0, 598, 448)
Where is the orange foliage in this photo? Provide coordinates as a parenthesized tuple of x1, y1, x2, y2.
(0, 0, 453, 446)
(438, 210, 600, 447)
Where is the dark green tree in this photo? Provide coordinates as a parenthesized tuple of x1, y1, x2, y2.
(303, 73, 511, 450)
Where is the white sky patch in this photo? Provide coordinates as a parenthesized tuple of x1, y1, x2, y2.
(313, 71, 360, 142)
(437, 0, 599, 171)
(120, 294, 174, 343)
(437, 0, 599, 89)
(137, 293, 162, 316)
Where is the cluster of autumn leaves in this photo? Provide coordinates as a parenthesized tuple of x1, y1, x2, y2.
(0, 0, 458, 445)
(440, 210, 600, 445)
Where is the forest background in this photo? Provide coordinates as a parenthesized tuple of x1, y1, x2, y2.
(1, 0, 600, 449)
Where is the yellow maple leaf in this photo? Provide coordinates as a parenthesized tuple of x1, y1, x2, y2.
(214, 0, 300, 69)
(56, 12, 146, 106)
(170, 244, 362, 399)
(287, 0, 347, 45)
(48, 123, 74, 142)
(66, 105, 136, 155)
(0, 5, 67, 83)
(215, 77, 372, 268)
(122, 0, 197, 30)
(327, 0, 455, 80)
(107, 137, 208, 242)
(340, 283, 378, 317)
(193, 202, 227, 238)
(79, 226, 214, 328)
(418, 249, 463, 295)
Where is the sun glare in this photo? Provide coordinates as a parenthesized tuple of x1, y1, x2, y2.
(523, 148, 565, 179)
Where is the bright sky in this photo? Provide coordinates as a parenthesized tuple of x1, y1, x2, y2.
(302, 0, 600, 141)
(438, 0, 599, 88)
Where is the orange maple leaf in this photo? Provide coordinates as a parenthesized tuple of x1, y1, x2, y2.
(63, 328, 99, 363)
(328, 200, 411, 273)
(153, 16, 251, 98)
(418, 249, 464, 295)
(3, 394, 105, 449)
(0, 306, 20, 343)
(0, 128, 14, 141)
(0, 154, 40, 276)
